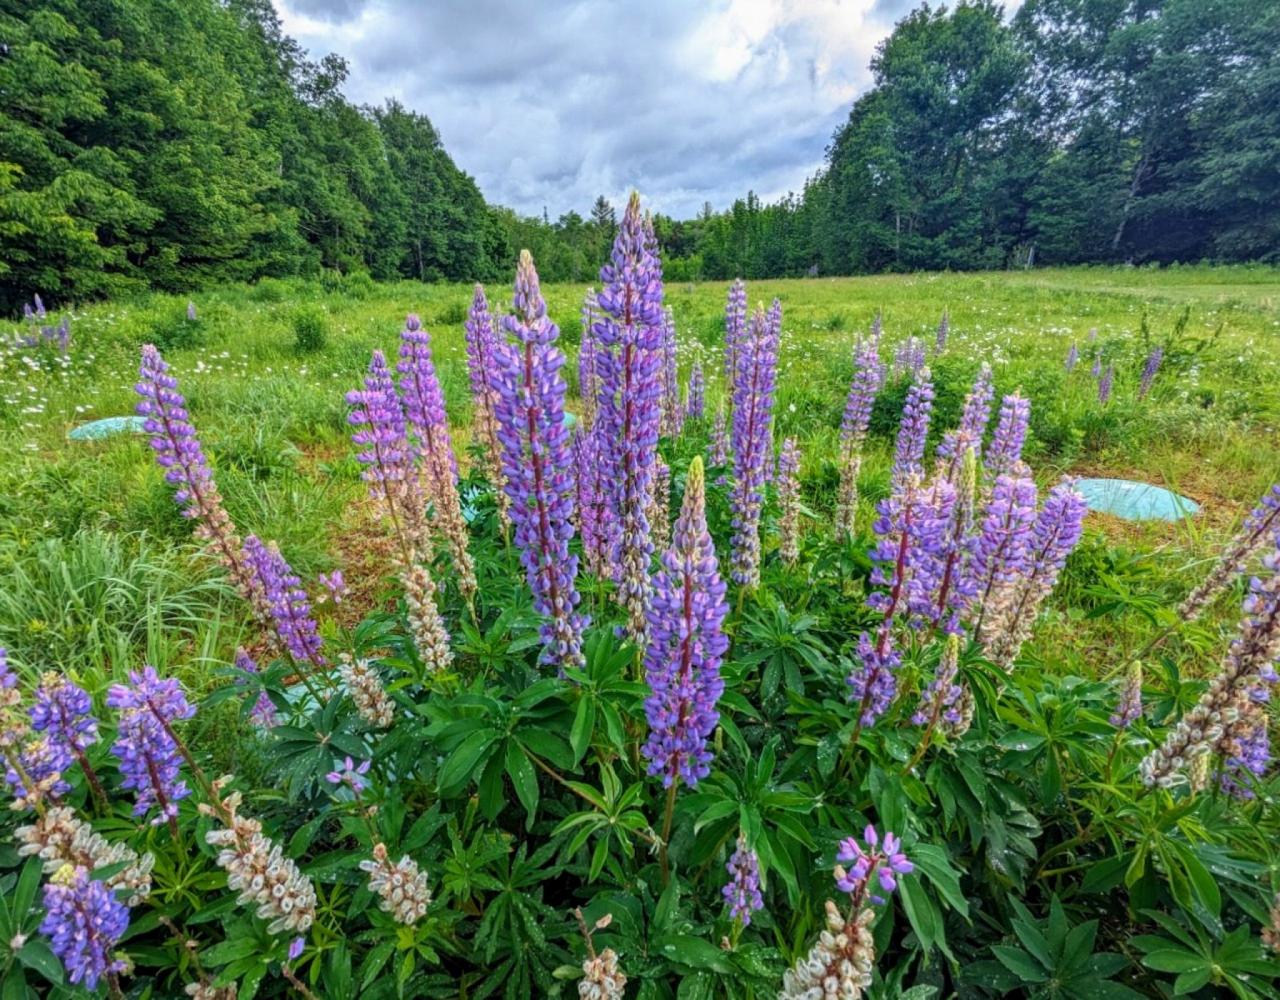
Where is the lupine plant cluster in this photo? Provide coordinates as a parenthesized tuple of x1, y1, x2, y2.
(2, 202, 1279, 1000)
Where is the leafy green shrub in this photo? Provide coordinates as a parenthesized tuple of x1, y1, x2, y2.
(291, 305, 329, 354)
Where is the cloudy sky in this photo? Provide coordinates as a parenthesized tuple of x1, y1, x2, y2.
(276, 0, 949, 219)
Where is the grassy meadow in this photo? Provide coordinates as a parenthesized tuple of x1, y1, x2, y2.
(3, 265, 1277, 701)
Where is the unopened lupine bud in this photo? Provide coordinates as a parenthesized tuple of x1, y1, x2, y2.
(1263, 893, 1280, 952)
(1180, 483, 1280, 620)
(402, 566, 452, 673)
(1141, 536, 1280, 787)
(579, 947, 626, 1000)
(649, 453, 671, 552)
(722, 835, 764, 926)
(776, 438, 802, 565)
(203, 791, 316, 936)
(359, 843, 431, 925)
(337, 654, 393, 728)
(779, 901, 874, 1000)
(1110, 663, 1144, 728)
(16, 807, 154, 906)
(684, 361, 705, 421)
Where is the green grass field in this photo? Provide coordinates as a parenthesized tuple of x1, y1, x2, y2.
(3, 264, 1278, 698)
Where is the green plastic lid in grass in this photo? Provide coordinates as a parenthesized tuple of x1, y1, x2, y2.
(1075, 478, 1199, 522)
(66, 416, 149, 441)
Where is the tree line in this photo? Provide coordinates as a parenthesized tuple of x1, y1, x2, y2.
(2, 0, 1276, 311)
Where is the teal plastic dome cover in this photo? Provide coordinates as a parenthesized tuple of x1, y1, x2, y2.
(1074, 478, 1199, 522)
(67, 416, 149, 441)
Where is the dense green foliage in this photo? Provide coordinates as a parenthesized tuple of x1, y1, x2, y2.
(4, 0, 1276, 309)
(664, 0, 1280, 278)
(1, 267, 1279, 998)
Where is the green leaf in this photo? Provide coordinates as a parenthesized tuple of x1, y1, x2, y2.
(1140, 950, 1209, 974)
(505, 741, 540, 828)
(899, 876, 942, 957)
(16, 940, 63, 986)
(437, 728, 498, 795)
(655, 935, 734, 975)
(570, 697, 595, 766)
(991, 946, 1049, 984)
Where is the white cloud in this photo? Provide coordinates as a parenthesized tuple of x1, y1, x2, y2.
(274, 0, 991, 218)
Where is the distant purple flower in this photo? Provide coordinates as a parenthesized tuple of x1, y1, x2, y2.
(595, 194, 666, 640)
(493, 251, 587, 669)
(870, 311, 883, 348)
(40, 866, 129, 990)
(234, 648, 277, 728)
(685, 361, 705, 421)
(642, 458, 727, 788)
(326, 756, 371, 793)
(891, 369, 934, 485)
(319, 570, 347, 604)
(934, 310, 949, 354)
(661, 306, 681, 437)
(986, 394, 1031, 478)
(1087, 327, 1098, 344)
(936, 364, 993, 479)
(243, 536, 325, 667)
(107, 666, 194, 826)
(1110, 663, 1143, 729)
(709, 404, 729, 467)
(722, 835, 764, 926)
(834, 825, 912, 904)
(1098, 364, 1114, 404)
(893, 337, 927, 378)
(1138, 346, 1164, 400)
(730, 302, 781, 587)
(835, 339, 885, 536)
(1065, 343, 1079, 372)
(723, 279, 747, 385)
(186, 301, 197, 322)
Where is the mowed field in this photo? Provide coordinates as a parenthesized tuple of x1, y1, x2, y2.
(2, 264, 1278, 702)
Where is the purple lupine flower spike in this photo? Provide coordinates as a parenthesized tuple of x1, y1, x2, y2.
(40, 865, 129, 990)
(722, 835, 764, 926)
(893, 337, 926, 378)
(106, 666, 194, 826)
(493, 250, 588, 670)
(235, 648, 278, 729)
(30, 673, 98, 757)
(641, 457, 728, 788)
(465, 285, 509, 522)
(399, 314, 477, 601)
(891, 368, 934, 485)
(242, 536, 326, 667)
(968, 474, 1039, 629)
(1098, 364, 1114, 404)
(574, 427, 611, 578)
(776, 437, 802, 565)
(135, 345, 265, 615)
(934, 310, 949, 354)
(1065, 343, 1079, 372)
(980, 479, 1088, 667)
(1110, 663, 1143, 728)
(1138, 346, 1164, 400)
(685, 361, 705, 421)
(723, 279, 747, 387)
(594, 193, 665, 642)
(730, 301, 782, 588)
(938, 362, 994, 469)
(346, 349, 428, 561)
(985, 393, 1031, 479)
(835, 338, 885, 537)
